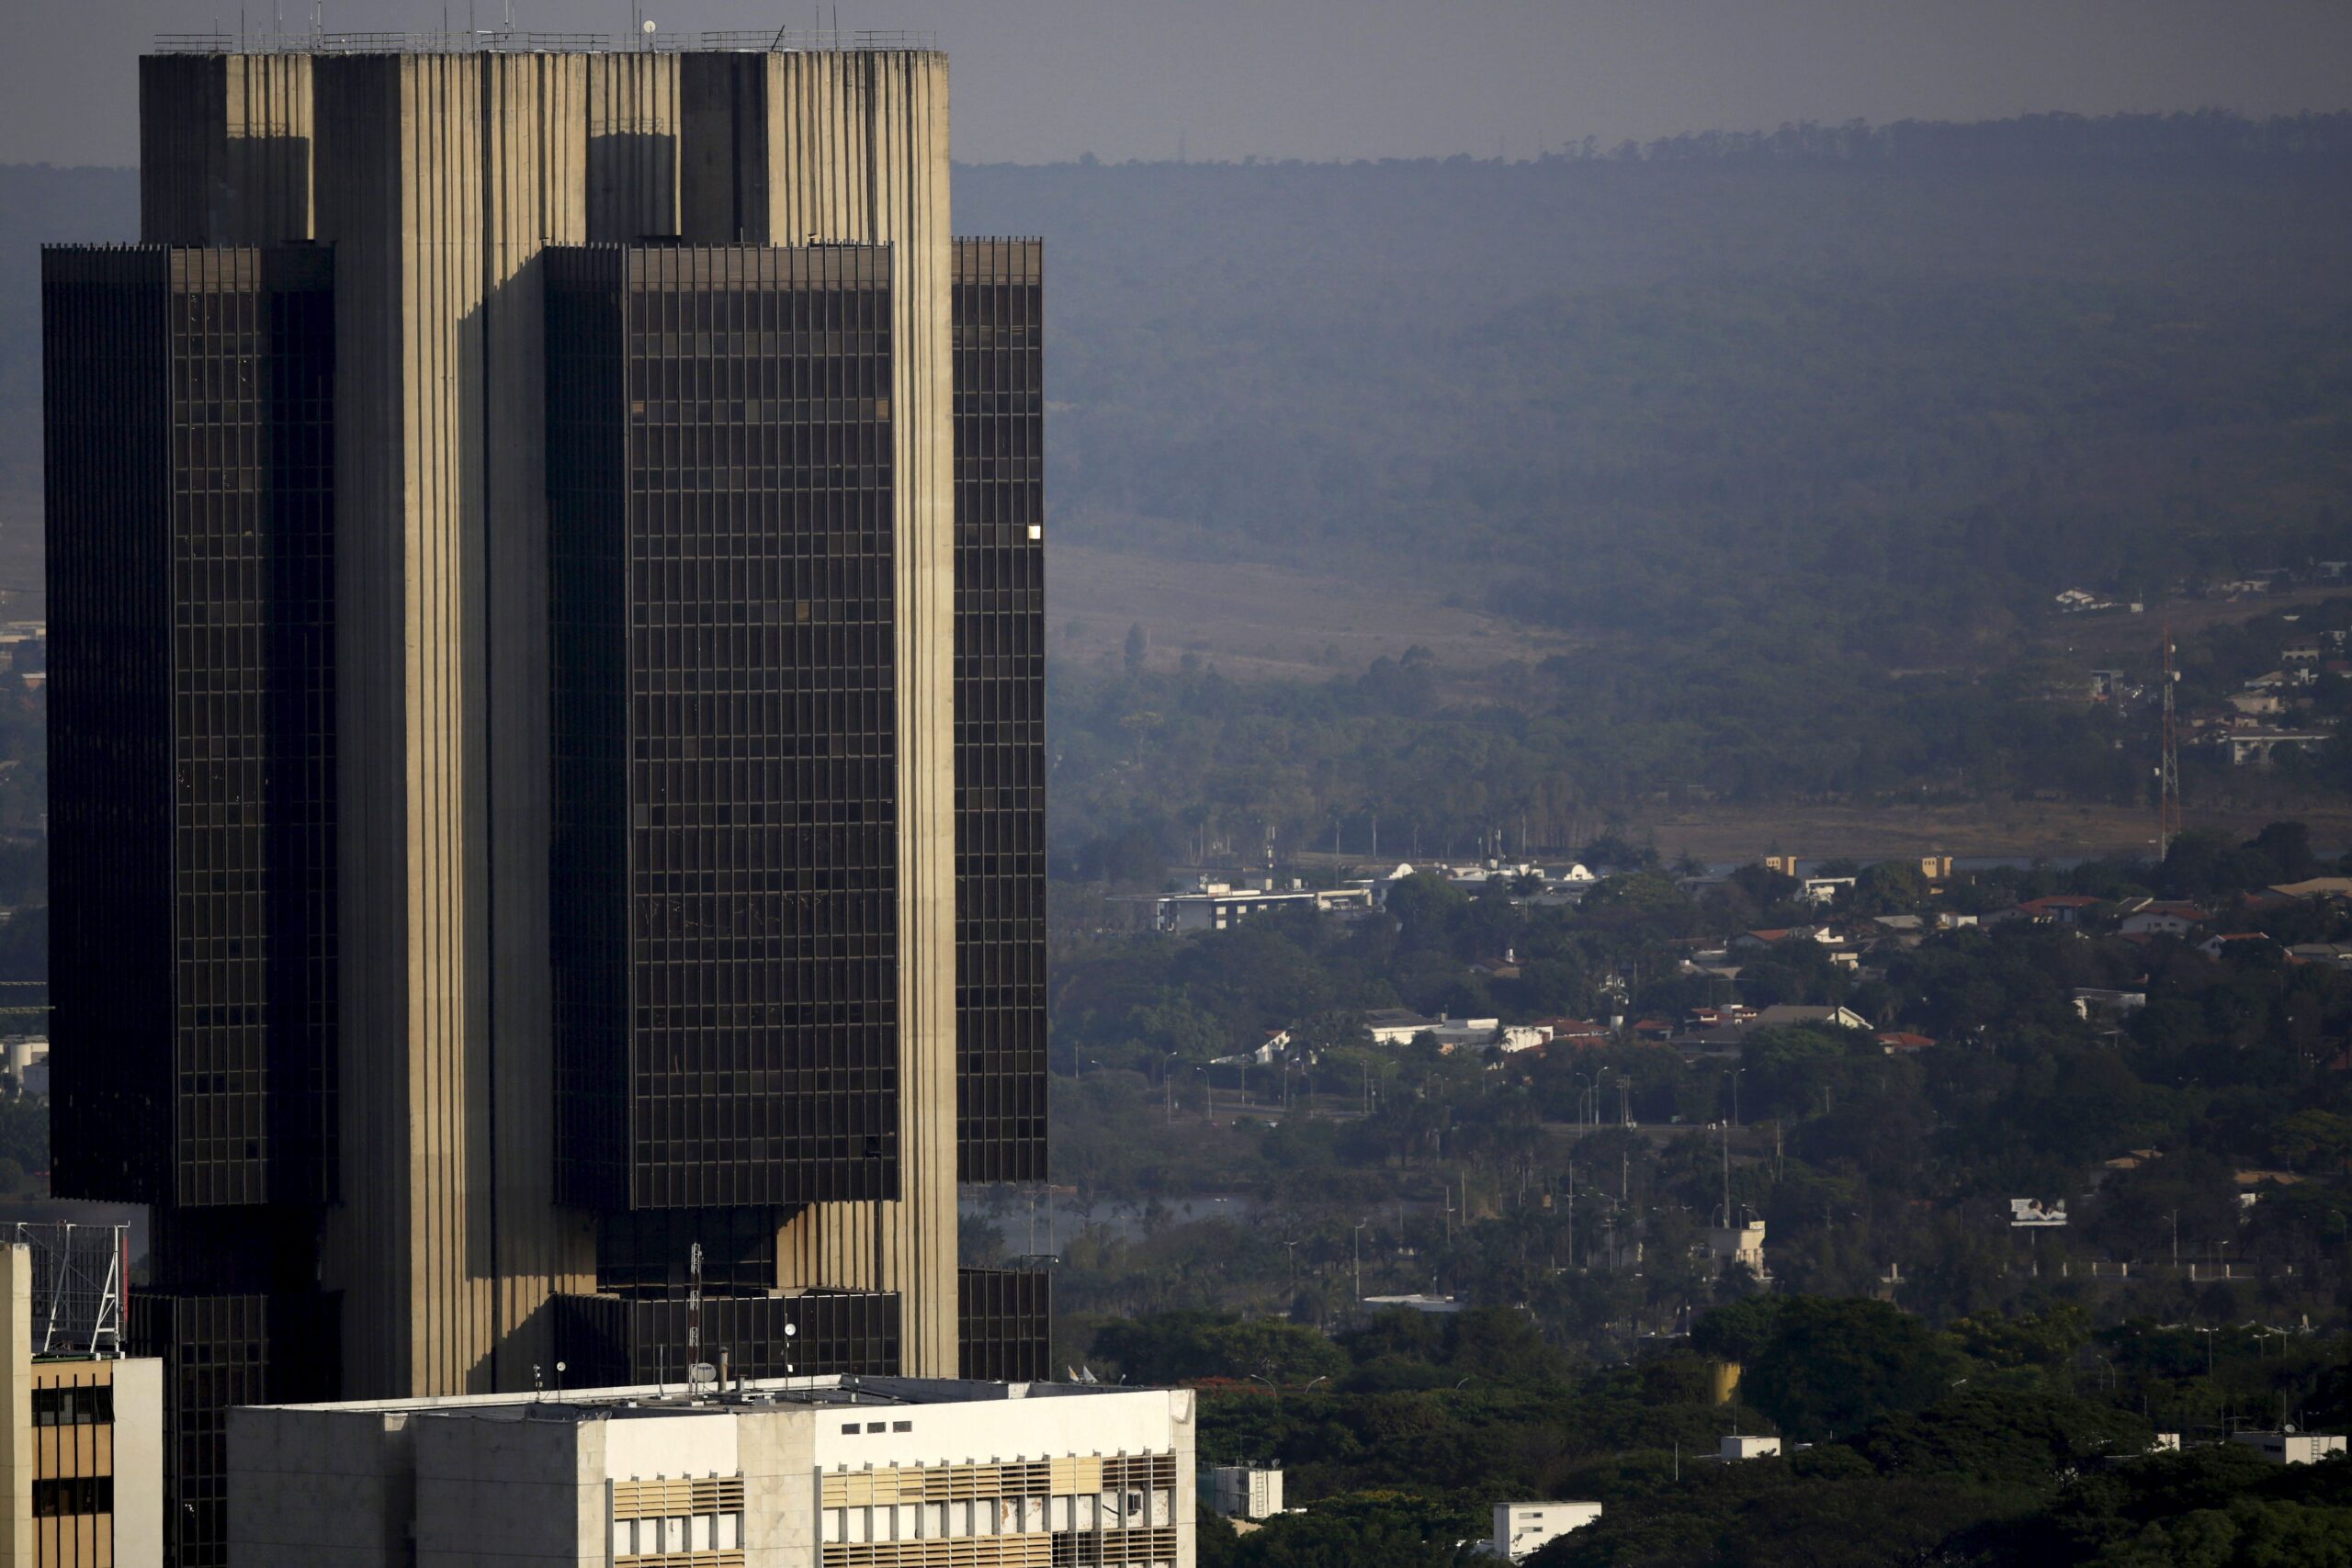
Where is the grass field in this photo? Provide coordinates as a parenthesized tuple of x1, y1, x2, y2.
(1047, 540, 1573, 683)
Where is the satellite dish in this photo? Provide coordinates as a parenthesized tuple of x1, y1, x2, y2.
(642, 18, 658, 36)
(783, 1323, 799, 1337)
(688, 1361, 718, 1383)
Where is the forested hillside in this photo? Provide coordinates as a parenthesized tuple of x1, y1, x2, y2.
(959, 117, 2352, 852)
(6, 117, 2352, 852)
(957, 115, 2352, 645)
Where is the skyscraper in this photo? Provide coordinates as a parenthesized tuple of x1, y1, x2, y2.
(42, 33, 1046, 1565)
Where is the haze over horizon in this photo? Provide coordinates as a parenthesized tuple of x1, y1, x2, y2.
(3, 0, 2350, 168)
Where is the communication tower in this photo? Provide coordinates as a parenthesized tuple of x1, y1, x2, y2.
(2158, 624, 2181, 858)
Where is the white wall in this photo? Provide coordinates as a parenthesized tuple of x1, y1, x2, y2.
(606, 1412, 740, 1480)
(110, 1359, 164, 1568)
(811, 1389, 1184, 1472)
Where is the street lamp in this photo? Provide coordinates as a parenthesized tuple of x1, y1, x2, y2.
(1725, 1067, 1745, 1129)
(1353, 1221, 1369, 1303)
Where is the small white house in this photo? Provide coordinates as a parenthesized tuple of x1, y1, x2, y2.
(1719, 1435, 1781, 1461)
(1481, 1501, 1602, 1562)
(1207, 1465, 1283, 1519)
(1708, 1221, 1769, 1280)
(2231, 1430, 2346, 1465)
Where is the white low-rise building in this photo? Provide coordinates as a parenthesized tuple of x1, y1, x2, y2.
(2, 1035, 46, 1098)
(1359, 1293, 1464, 1315)
(1480, 1501, 1602, 1562)
(1148, 880, 1374, 932)
(228, 1375, 1194, 1567)
(1719, 1435, 1781, 1461)
(2231, 1430, 2346, 1465)
(1206, 1464, 1283, 1519)
(1708, 1221, 1769, 1281)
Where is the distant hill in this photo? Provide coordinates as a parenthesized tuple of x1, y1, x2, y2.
(8, 118, 2352, 847)
(8, 118, 2349, 644)
(953, 115, 2352, 660)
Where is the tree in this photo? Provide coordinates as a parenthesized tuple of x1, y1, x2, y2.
(1736, 1298, 1965, 1440)
(2267, 1110, 2352, 1173)
(1228, 1491, 1480, 1568)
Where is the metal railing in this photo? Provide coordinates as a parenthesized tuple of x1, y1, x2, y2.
(152, 28, 937, 55)
(12, 1223, 127, 1359)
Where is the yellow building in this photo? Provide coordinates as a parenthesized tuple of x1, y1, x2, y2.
(0, 1243, 162, 1567)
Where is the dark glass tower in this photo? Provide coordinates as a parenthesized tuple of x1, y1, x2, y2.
(547, 243, 904, 1217)
(950, 238, 1049, 1188)
(542, 243, 906, 1378)
(45, 41, 1049, 1565)
(42, 243, 342, 1562)
(950, 239, 1052, 1382)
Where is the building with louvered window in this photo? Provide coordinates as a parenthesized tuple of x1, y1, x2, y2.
(227, 1377, 1189, 1568)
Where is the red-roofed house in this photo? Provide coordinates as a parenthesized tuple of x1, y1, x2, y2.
(2201, 932, 2278, 961)
(1876, 1032, 1938, 1054)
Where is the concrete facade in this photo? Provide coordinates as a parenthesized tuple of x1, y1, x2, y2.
(229, 1378, 1193, 1568)
(1484, 1502, 1602, 1562)
(2231, 1430, 2348, 1464)
(680, 49, 962, 1382)
(1206, 1465, 1283, 1519)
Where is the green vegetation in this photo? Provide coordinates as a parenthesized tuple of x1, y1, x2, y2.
(968, 117, 2352, 850)
(1130, 1298, 2352, 1567)
(1037, 822, 2352, 1559)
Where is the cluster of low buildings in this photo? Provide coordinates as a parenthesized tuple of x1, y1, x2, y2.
(2087, 623, 2352, 767)
(1200, 852, 2352, 1078)
(1137, 859, 1605, 934)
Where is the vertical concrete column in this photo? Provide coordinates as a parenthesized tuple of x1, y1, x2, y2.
(1171, 1391, 1198, 1568)
(738, 1406, 816, 1568)
(312, 49, 593, 1400)
(0, 1247, 30, 1568)
(109, 1359, 164, 1568)
(686, 49, 959, 1377)
(586, 52, 682, 242)
(479, 50, 600, 1393)
(139, 52, 314, 245)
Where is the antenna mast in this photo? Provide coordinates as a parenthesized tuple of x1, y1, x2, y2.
(2158, 623, 2181, 858)
(1721, 1122, 1732, 1231)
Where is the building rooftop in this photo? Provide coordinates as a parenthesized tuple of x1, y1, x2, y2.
(255, 1374, 1140, 1424)
(153, 28, 935, 56)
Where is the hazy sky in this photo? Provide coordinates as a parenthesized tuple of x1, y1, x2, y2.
(6, 0, 2351, 166)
